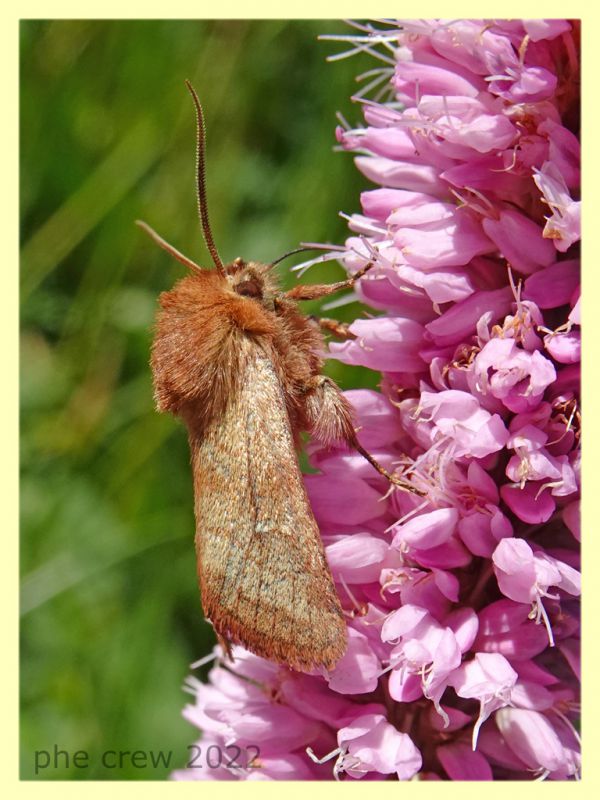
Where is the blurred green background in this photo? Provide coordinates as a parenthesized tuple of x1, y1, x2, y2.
(20, 19, 379, 780)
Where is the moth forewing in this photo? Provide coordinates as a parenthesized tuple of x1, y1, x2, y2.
(189, 336, 347, 671)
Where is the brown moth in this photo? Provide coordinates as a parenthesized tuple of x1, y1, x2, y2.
(138, 81, 423, 673)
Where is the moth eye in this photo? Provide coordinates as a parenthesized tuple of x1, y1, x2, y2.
(235, 280, 263, 299)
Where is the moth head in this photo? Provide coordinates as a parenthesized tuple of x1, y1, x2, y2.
(225, 257, 282, 306)
(226, 257, 265, 299)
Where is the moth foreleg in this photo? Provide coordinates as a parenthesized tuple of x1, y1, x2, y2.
(309, 316, 355, 340)
(284, 260, 375, 302)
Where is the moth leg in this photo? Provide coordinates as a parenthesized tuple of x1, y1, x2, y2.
(284, 260, 374, 302)
(309, 316, 355, 340)
(216, 631, 235, 663)
(303, 376, 425, 496)
(351, 441, 424, 494)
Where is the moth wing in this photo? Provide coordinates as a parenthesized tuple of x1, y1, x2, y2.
(190, 343, 347, 671)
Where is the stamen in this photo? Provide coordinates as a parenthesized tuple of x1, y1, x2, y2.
(535, 598, 556, 647)
(306, 745, 342, 765)
(190, 651, 219, 669)
(339, 574, 365, 616)
(322, 291, 359, 311)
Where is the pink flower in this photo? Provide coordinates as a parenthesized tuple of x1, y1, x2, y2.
(393, 206, 495, 269)
(474, 599, 550, 661)
(418, 389, 509, 458)
(425, 287, 513, 349)
(325, 627, 381, 695)
(523, 258, 579, 309)
(448, 653, 518, 747)
(328, 317, 425, 372)
(308, 713, 422, 780)
(417, 95, 517, 153)
(457, 507, 512, 558)
(533, 162, 581, 252)
(495, 708, 580, 778)
(325, 533, 389, 584)
(471, 337, 556, 413)
(481, 206, 556, 275)
(382, 605, 467, 721)
(492, 538, 580, 645)
(391, 507, 458, 550)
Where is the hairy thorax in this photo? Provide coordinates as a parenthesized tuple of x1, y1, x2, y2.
(151, 258, 325, 439)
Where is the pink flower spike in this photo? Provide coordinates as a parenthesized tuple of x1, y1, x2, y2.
(176, 20, 581, 781)
(448, 652, 518, 748)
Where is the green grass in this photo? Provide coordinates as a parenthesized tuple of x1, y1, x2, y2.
(20, 19, 381, 780)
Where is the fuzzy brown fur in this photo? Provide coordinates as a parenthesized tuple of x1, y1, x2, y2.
(152, 259, 360, 670)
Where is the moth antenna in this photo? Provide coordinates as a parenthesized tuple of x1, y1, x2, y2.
(268, 246, 324, 269)
(135, 219, 203, 273)
(185, 80, 226, 277)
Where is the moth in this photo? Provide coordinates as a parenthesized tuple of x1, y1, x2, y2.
(138, 81, 422, 672)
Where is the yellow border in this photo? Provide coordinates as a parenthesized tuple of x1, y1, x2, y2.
(7, 2, 597, 796)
